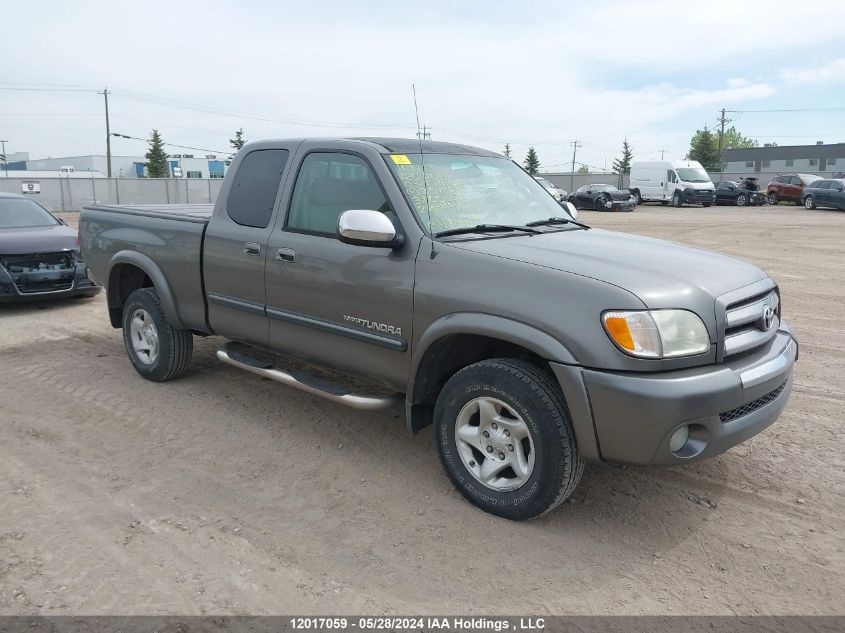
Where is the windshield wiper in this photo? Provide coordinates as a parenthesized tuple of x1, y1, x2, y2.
(525, 216, 591, 230)
(434, 224, 543, 238)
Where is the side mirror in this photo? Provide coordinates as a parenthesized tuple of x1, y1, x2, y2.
(337, 209, 403, 248)
(561, 200, 578, 220)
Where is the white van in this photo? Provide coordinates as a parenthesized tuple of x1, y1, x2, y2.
(629, 160, 715, 207)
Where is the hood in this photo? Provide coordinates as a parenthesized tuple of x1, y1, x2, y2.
(448, 228, 767, 308)
(0, 224, 78, 256)
(683, 181, 714, 190)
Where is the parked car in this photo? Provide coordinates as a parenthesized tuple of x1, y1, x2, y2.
(714, 180, 765, 206)
(533, 176, 567, 202)
(0, 192, 100, 302)
(629, 160, 715, 207)
(802, 178, 845, 210)
(80, 138, 796, 521)
(766, 173, 822, 205)
(569, 184, 636, 211)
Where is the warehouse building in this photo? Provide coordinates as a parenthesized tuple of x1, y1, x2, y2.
(21, 154, 227, 179)
(723, 142, 844, 175)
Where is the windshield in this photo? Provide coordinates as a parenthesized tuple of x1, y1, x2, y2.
(676, 167, 711, 183)
(0, 198, 60, 228)
(386, 153, 570, 234)
(534, 177, 554, 189)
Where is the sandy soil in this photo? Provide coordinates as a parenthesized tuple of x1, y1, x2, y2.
(0, 205, 842, 615)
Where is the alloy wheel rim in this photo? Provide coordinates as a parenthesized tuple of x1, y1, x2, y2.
(129, 309, 159, 365)
(454, 396, 535, 492)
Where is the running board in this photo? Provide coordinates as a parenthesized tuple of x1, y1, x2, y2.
(216, 343, 402, 411)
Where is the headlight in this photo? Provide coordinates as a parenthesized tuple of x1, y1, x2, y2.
(602, 309, 710, 358)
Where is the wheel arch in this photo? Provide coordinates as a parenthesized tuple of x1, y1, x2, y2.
(106, 251, 183, 329)
(405, 313, 578, 432)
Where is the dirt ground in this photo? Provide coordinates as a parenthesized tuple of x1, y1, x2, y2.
(0, 205, 842, 616)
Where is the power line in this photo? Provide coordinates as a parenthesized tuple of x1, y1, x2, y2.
(726, 106, 845, 113)
(111, 132, 228, 155)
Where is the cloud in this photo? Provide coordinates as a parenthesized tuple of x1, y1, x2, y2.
(779, 59, 845, 85)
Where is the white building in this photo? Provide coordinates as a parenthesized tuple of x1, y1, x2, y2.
(23, 154, 227, 179)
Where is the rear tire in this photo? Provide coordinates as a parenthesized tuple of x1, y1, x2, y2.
(122, 288, 193, 382)
(804, 195, 816, 210)
(434, 358, 584, 520)
(767, 192, 779, 205)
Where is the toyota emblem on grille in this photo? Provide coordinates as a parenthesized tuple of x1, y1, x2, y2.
(761, 304, 776, 330)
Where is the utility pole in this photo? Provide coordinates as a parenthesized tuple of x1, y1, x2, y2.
(0, 139, 8, 177)
(99, 87, 112, 177)
(717, 107, 730, 171)
(660, 149, 665, 160)
(569, 140, 582, 192)
(416, 125, 431, 140)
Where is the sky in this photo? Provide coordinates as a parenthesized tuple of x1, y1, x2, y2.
(2, 0, 844, 172)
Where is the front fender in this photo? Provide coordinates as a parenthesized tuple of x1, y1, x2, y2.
(107, 250, 185, 329)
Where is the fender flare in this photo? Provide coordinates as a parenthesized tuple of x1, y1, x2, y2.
(406, 313, 579, 429)
(106, 250, 185, 329)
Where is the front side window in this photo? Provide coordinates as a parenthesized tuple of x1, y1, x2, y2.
(0, 197, 60, 228)
(813, 181, 830, 190)
(387, 153, 566, 234)
(287, 153, 389, 235)
(227, 149, 289, 228)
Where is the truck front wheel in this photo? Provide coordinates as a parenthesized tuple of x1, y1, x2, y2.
(122, 288, 193, 382)
(434, 359, 584, 520)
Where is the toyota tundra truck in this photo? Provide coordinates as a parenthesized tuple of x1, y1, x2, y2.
(80, 138, 797, 520)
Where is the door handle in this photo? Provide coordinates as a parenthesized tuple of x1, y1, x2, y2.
(276, 247, 296, 263)
(243, 242, 262, 256)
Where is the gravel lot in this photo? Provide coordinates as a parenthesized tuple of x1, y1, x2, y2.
(0, 204, 842, 616)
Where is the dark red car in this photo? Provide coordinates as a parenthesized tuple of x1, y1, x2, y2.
(766, 173, 822, 205)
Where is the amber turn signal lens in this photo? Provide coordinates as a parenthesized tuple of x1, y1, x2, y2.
(604, 316, 635, 351)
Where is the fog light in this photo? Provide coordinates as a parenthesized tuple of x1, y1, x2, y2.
(669, 425, 690, 452)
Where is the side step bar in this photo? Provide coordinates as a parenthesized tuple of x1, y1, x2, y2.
(216, 342, 402, 411)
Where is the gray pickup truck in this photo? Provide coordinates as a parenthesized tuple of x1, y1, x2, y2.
(81, 138, 797, 520)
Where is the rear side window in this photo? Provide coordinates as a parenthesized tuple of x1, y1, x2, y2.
(790, 176, 802, 185)
(227, 149, 289, 228)
(286, 152, 389, 236)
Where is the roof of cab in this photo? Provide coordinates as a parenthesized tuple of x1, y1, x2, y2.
(351, 138, 501, 157)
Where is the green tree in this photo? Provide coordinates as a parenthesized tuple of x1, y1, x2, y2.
(687, 126, 720, 171)
(720, 126, 757, 150)
(523, 146, 540, 175)
(145, 129, 169, 178)
(227, 128, 247, 165)
(503, 143, 512, 159)
(612, 138, 633, 174)
(577, 164, 589, 175)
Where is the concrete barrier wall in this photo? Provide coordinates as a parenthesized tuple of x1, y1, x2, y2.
(0, 177, 224, 212)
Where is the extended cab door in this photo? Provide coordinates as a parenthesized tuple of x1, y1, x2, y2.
(264, 143, 417, 390)
(203, 147, 292, 346)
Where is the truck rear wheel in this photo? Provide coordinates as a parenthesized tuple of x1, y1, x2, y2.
(122, 288, 193, 382)
(434, 358, 584, 520)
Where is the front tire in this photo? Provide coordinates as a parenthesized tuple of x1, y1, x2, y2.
(736, 193, 748, 207)
(633, 190, 643, 205)
(122, 288, 193, 382)
(672, 191, 683, 207)
(434, 359, 584, 520)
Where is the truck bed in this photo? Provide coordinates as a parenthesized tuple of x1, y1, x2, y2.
(84, 203, 214, 223)
(80, 203, 211, 332)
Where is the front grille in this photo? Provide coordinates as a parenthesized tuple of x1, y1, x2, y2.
(0, 251, 76, 294)
(723, 289, 779, 358)
(720, 381, 787, 423)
